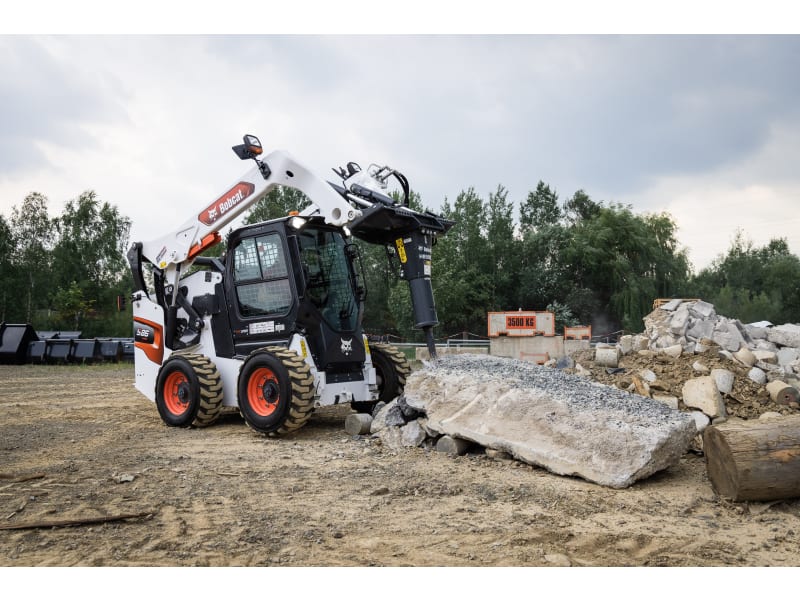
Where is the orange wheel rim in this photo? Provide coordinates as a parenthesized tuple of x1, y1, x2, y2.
(164, 371, 190, 416)
(247, 367, 281, 417)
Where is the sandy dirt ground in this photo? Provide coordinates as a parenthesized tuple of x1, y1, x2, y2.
(1, 363, 799, 568)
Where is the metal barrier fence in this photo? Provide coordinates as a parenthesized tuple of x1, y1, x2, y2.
(0, 323, 134, 365)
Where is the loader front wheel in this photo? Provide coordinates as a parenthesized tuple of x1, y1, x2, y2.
(238, 347, 315, 436)
(155, 353, 223, 428)
(353, 343, 411, 413)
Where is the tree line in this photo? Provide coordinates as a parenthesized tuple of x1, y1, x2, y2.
(0, 192, 132, 337)
(3, 184, 799, 341)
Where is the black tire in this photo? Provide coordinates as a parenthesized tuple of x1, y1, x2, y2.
(238, 346, 315, 435)
(352, 343, 411, 413)
(155, 353, 224, 428)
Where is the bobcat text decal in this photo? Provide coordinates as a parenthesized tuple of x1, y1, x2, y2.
(199, 182, 256, 226)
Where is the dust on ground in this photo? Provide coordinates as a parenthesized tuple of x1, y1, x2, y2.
(1, 364, 799, 567)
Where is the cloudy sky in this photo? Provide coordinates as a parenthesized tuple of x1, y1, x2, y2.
(2, 12, 799, 272)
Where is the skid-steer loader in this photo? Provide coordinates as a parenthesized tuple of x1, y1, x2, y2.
(127, 134, 453, 435)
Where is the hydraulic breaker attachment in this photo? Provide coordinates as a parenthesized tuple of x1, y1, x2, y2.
(347, 202, 454, 359)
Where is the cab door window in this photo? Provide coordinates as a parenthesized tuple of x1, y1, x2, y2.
(232, 234, 292, 317)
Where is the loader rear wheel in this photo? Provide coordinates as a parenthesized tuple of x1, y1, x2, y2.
(352, 343, 411, 413)
(238, 346, 315, 436)
(155, 353, 223, 428)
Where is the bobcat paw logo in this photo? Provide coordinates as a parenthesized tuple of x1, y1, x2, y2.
(340, 338, 353, 356)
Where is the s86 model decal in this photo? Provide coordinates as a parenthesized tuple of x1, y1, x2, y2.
(133, 318, 164, 365)
(199, 182, 256, 226)
(135, 324, 155, 344)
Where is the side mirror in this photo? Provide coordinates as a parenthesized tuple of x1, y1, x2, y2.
(232, 134, 263, 160)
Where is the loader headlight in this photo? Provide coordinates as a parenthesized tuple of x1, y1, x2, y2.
(289, 216, 307, 230)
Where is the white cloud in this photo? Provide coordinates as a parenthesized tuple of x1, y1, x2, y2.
(617, 118, 800, 271)
(2, 34, 800, 275)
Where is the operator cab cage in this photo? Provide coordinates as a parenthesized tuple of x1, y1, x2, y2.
(128, 213, 369, 374)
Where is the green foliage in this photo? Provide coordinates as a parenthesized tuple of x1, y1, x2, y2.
(244, 187, 311, 225)
(690, 231, 800, 324)
(546, 300, 579, 334)
(560, 203, 689, 331)
(430, 188, 494, 335)
(50, 281, 94, 330)
(564, 189, 601, 224)
(5, 179, 799, 345)
(519, 181, 560, 232)
(10, 192, 55, 323)
(0, 214, 16, 322)
(4, 190, 132, 336)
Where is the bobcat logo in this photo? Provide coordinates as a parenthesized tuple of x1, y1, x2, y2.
(340, 338, 353, 356)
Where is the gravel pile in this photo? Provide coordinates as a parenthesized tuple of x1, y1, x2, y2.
(424, 353, 684, 425)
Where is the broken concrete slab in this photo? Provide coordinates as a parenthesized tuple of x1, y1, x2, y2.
(632, 335, 649, 351)
(400, 420, 427, 447)
(669, 306, 691, 336)
(757, 361, 783, 376)
(377, 426, 404, 451)
(682, 376, 726, 420)
(753, 350, 777, 364)
(746, 325, 769, 340)
(734, 347, 757, 367)
(767, 325, 800, 349)
(618, 335, 633, 355)
(777, 347, 799, 366)
(687, 320, 715, 342)
(397, 395, 424, 420)
(692, 361, 710, 374)
(689, 300, 716, 319)
(748, 367, 767, 385)
(370, 398, 407, 434)
(690, 411, 711, 434)
(711, 369, 735, 395)
(755, 339, 778, 352)
(652, 394, 679, 410)
(403, 354, 696, 489)
(377, 420, 427, 450)
(712, 325, 745, 353)
(639, 369, 657, 383)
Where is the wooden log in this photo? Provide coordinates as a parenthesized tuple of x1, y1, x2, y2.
(703, 415, 800, 501)
(344, 413, 372, 436)
(631, 374, 651, 398)
(0, 511, 153, 531)
(0, 473, 46, 483)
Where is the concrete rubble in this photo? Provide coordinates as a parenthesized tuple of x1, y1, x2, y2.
(579, 299, 800, 425)
(345, 299, 799, 490)
(362, 354, 697, 489)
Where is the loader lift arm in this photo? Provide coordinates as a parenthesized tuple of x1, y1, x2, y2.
(127, 134, 452, 358)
